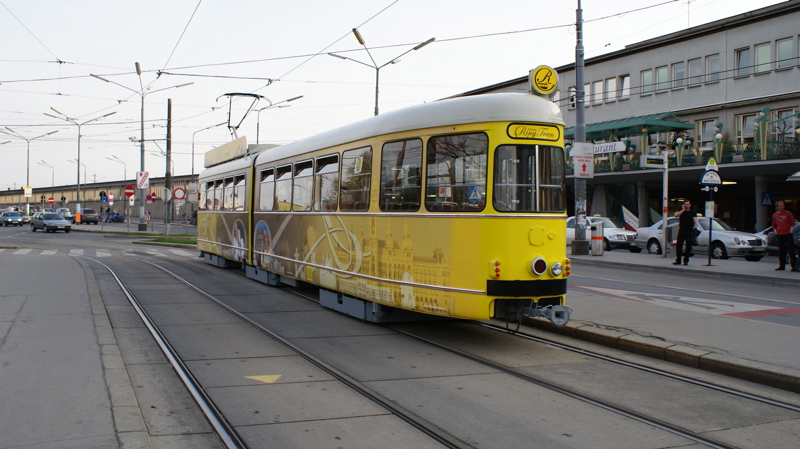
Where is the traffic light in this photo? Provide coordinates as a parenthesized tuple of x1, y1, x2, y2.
(41, 195, 45, 201)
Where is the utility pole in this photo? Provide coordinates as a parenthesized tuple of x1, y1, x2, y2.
(165, 98, 172, 236)
(572, 0, 590, 255)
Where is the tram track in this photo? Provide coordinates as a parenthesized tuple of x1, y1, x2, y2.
(96, 254, 469, 449)
(96, 253, 800, 449)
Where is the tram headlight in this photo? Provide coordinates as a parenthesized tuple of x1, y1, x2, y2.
(551, 262, 563, 276)
(530, 257, 547, 276)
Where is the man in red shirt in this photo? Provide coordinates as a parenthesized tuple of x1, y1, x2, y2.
(771, 200, 797, 271)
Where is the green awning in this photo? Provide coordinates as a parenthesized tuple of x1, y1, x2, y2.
(565, 112, 695, 141)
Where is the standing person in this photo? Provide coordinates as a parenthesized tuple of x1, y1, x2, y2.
(771, 200, 797, 271)
(674, 200, 699, 265)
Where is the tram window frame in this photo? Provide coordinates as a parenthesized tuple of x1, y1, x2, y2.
(222, 177, 235, 210)
(425, 133, 488, 212)
(258, 168, 275, 211)
(314, 154, 339, 211)
(340, 146, 372, 211)
(380, 138, 422, 212)
(232, 174, 246, 211)
(275, 165, 293, 211)
(201, 181, 214, 210)
(292, 160, 314, 211)
(493, 144, 565, 213)
(213, 179, 224, 210)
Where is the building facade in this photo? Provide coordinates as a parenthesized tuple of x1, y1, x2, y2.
(463, 0, 800, 232)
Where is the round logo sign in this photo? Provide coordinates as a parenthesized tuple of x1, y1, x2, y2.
(124, 185, 135, 197)
(529, 65, 558, 98)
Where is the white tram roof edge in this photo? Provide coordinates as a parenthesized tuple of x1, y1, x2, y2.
(254, 92, 564, 166)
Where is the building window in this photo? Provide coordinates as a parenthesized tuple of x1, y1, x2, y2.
(671, 62, 685, 88)
(592, 80, 603, 104)
(736, 114, 757, 144)
(706, 54, 720, 82)
(656, 66, 668, 91)
(776, 38, 794, 69)
(699, 120, 717, 148)
(735, 47, 751, 76)
(584, 83, 590, 107)
(688, 59, 702, 85)
(772, 109, 797, 140)
(641, 69, 653, 94)
(619, 75, 630, 99)
(604, 78, 616, 102)
(755, 43, 771, 73)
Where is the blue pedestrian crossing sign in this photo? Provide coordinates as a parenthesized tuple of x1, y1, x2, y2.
(762, 192, 773, 206)
(468, 186, 483, 201)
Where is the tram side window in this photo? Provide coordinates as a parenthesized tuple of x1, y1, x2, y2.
(293, 160, 313, 211)
(200, 181, 214, 210)
(340, 147, 372, 211)
(233, 174, 246, 211)
(425, 133, 488, 212)
(258, 168, 275, 211)
(275, 165, 293, 211)
(538, 146, 565, 212)
(213, 179, 224, 210)
(314, 154, 339, 211)
(380, 139, 422, 211)
(493, 145, 565, 212)
(222, 177, 234, 210)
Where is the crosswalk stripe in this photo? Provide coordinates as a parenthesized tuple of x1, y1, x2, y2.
(69, 249, 84, 256)
(0, 247, 197, 258)
(13, 249, 33, 255)
(42, 250, 58, 255)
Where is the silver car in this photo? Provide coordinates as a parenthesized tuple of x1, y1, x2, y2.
(31, 212, 72, 233)
(667, 217, 766, 261)
(634, 217, 679, 254)
(567, 216, 640, 252)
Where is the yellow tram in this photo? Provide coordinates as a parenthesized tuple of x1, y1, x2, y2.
(198, 67, 571, 325)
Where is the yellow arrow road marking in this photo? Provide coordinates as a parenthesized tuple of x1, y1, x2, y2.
(245, 375, 281, 384)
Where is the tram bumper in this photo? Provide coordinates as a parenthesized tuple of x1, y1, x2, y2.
(490, 279, 570, 326)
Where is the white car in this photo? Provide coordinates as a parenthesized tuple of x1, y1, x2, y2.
(566, 216, 640, 252)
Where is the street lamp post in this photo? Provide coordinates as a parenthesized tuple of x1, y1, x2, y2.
(1, 128, 58, 213)
(330, 30, 434, 116)
(256, 96, 303, 144)
(106, 155, 127, 181)
(45, 110, 116, 215)
(92, 63, 192, 231)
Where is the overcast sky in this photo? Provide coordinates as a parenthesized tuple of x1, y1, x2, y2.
(0, 0, 787, 192)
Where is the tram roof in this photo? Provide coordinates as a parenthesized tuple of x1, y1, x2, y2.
(254, 93, 563, 165)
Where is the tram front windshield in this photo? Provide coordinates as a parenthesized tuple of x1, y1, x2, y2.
(493, 144, 565, 213)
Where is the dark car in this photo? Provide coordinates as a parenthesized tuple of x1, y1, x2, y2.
(76, 208, 100, 225)
(1, 211, 24, 226)
(31, 212, 72, 233)
(757, 225, 800, 264)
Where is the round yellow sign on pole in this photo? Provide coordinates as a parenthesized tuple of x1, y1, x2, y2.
(529, 65, 558, 98)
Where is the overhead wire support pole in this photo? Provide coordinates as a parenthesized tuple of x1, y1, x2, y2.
(572, 0, 589, 256)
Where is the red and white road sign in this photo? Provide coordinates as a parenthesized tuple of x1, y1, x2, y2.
(47, 197, 54, 204)
(136, 171, 150, 189)
(173, 187, 186, 200)
(124, 185, 135, 197)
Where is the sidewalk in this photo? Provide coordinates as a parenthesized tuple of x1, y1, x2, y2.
(526, 249, 800, 393)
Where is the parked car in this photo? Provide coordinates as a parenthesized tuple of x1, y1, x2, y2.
(634, 218, 679, 254)
(756, 225, 800, 264)
(566, 216, 640, 252)
(31, 212, 72, 233)
(1, 211, 24, 226)
(666, 217, 766, 261)
(20, 213, 31, 224)
(55, 207, 74, 221)
(76, 208, 100, 224)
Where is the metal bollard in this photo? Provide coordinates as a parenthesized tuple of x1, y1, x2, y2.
(590, 222, 605, 256)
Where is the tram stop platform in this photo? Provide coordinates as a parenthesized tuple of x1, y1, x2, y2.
(525, 249, 800, 394)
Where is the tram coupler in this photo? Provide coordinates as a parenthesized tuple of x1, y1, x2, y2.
(522, 304, 572, 327)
